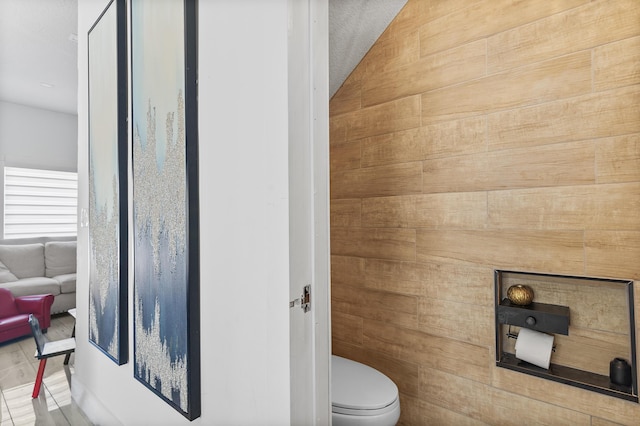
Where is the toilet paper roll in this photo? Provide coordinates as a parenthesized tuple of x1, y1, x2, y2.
(514, 328, 554, 369)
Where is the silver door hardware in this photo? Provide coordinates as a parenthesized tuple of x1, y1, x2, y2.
(301, 284, 310, 312)
(289, 284, 311, 313)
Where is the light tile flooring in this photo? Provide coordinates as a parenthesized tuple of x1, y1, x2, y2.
(0, 313, 92, 425)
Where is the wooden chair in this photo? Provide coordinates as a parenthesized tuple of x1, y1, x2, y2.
(28, 314, 75, 398)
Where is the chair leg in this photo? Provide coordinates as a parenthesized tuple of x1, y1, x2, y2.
(32, 359, 47, 398)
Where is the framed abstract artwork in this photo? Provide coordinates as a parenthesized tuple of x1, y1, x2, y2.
(87, 0, 128, 365)
(130, 0, 200, 420)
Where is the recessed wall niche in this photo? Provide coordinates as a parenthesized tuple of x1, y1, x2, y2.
(495, 270, 638, 402)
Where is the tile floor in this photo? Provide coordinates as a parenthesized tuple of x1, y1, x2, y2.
(0, 313, 92, 425)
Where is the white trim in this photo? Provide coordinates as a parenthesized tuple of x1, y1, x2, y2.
(311, 0, 331, 423)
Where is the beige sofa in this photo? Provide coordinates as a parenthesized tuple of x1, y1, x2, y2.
(0, 236, 76, 314)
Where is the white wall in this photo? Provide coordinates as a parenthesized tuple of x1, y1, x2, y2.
(74, 0, 294, 424)
(0, 101, 77, 172)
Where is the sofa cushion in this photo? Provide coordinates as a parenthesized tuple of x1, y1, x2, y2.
(45, 241, 77, 278)
(0, 277, 60, 297)
(0, 260, 18, 283)
(0, 243, 45, 279)
(54, 273, 76, 294)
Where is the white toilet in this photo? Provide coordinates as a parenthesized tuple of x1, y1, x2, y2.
(331, 355, 401, 426)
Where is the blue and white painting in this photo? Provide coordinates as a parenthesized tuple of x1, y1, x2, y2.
(88, 0, 127, 365)
(131, 0, 200, 419)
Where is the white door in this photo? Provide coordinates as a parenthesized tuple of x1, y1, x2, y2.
(288, 0, 330, 424)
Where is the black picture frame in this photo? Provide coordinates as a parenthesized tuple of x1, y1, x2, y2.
(130, 0, 200, 420)
(87, 0, 128, 365)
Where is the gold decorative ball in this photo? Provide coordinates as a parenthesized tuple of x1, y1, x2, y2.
(507, 285, 534, 306)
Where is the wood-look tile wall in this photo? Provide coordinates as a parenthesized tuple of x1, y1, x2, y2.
(329, 0, 640, 424)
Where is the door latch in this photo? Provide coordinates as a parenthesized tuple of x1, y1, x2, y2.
(289, 284, 311, 313)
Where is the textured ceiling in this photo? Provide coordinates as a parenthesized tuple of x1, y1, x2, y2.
(0, 0, 406, 115)
(329, 0, 407, 97)
(0, 0, 78, 115)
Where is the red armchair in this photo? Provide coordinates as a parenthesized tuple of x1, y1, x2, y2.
(0, 288, 54, 344)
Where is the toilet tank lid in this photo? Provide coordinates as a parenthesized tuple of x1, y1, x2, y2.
(331, 355, 399, 411)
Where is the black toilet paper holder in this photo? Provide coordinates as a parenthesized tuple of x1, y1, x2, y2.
(498, 298, 570, 335)
(505, 325, 556, 352)
(495, 269, 638, 403)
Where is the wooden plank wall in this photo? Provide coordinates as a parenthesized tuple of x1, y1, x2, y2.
(328, 0, 640, 424)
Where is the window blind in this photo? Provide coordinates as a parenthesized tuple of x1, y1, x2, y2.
(4, 167, 78, 239)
